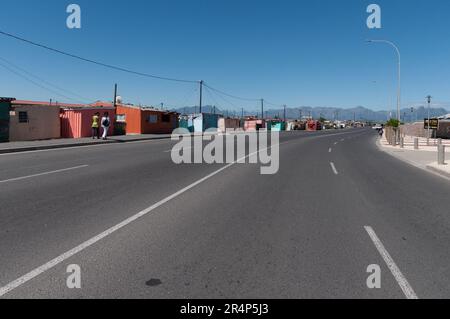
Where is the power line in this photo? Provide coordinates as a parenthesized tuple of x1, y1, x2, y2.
(203, 82, 260, 102)
(0, 30, 290, 109)
(0, 56, 94, 103)
(204, 85, 242, 110)
(0, 61, 88, 104)
(264, 100, 285, 109)
(204, 85, 264, 113)
(203, 86, 223, 112)
(173, 87, 199, 108)
(0, 30, 198, 84)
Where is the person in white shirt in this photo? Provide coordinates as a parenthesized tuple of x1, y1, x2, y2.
(101, 112, 111, 140)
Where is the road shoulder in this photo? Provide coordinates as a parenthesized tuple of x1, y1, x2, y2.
(376, 136, 450, 181)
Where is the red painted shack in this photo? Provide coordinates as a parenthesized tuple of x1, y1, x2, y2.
(244, 118, 266, 131)
(306, 120, 322, 132)
(60, 105, 116, 138)
(115, 104, 178, 135)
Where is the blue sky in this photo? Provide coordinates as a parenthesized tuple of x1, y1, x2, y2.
(0, 0, 449, 112)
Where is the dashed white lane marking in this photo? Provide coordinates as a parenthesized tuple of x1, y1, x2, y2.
(334, 142, 338, 145)
(0, 142, 288, 297)
(329, 148, 332, 153)
(330, 162, 338, 175)
(364, 226, 418, 299)
(0, 165, 89, 184)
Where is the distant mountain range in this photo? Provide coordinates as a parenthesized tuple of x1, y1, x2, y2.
(173, 105, 449, 122)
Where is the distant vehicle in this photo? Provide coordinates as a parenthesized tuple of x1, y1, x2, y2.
(372, 124, 383, 130)
(334, 121, 346, 129)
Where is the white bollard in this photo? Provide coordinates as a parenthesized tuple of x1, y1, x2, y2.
(438, 145, 446, 165)
(414, 138, 419, 150)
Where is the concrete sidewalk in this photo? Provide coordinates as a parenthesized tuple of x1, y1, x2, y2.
(0, 134, 172, 154)
(378, 135, 450, 180)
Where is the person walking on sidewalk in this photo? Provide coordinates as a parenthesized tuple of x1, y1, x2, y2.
(101, 112, 111, 140)
(92, 112, 100, 139)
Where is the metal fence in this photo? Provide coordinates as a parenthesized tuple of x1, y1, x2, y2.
(400, 123, 431, 138)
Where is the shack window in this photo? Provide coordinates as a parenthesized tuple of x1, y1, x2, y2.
(147, 115, 158, 123)
(19, 111, 28, 123)
(162, 114, 171, 122)
(116, 114, 126, 122)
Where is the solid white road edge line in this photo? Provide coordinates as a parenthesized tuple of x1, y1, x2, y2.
(0, 165, 89, 184)
(364, 226, 418, 299)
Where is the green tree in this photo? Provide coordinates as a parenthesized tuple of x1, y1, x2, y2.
(386, 118, 400, 128)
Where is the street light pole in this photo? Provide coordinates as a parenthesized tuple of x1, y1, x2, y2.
(367, 40, 401, 123)
(199, 80, 204, 114)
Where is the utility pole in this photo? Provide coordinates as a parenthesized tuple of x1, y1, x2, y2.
(283, 105, 287, 122)
(261, 99, 264, 120)
(113, 83, 118, 109)
(241, 108, 244, 119)
(213, 105, 216, 115)
(427, 95, 432, 139)
(299, 109, 302, 121)
(199, 80, 204, 114)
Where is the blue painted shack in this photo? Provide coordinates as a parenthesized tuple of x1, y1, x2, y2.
(179, 113, 220, 133)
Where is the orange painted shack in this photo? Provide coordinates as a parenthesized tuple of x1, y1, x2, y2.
(115, 105, 178, 134)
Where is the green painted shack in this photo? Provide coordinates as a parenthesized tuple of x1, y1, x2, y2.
(0, 97, 15, 142)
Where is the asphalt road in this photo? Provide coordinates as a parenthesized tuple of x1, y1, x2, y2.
(1, 128, 450, 299)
